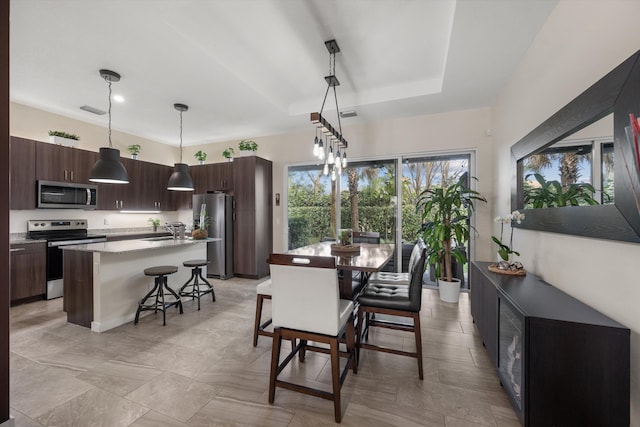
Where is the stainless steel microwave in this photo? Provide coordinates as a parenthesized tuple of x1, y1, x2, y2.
(37, 180, 98, 209)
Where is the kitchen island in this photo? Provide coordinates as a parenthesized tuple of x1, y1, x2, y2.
(62, 237, 214, 332)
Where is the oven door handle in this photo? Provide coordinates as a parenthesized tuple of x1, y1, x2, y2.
(48, 238, 107, 247)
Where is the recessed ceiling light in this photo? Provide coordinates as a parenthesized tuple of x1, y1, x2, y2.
(113, 94, 125, 103)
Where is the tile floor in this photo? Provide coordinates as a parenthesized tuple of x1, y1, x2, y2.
(9, 277, 519, 426)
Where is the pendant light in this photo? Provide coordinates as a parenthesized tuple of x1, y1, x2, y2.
(90, 69, 129, 184)
(310, 39, 349, 174)
(167, 103, 194, 191)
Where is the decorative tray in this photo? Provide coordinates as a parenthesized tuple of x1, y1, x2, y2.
(488, 263, 526, 276)
(330, 244, 361, 255)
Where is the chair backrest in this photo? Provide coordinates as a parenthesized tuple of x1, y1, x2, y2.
(407, 237, 425, 274)
(407, 240, 427, 312)
(353, 231, 381, 244)
(267, 253, 342, 336)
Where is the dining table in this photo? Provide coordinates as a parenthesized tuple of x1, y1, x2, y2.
(287, 241, 395, 299)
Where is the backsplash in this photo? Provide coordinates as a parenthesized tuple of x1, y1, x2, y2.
(9, 209, 181, 234)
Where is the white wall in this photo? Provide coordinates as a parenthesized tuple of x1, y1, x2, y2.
(491, 1, 640, 423)
(10, 102, 178, 166)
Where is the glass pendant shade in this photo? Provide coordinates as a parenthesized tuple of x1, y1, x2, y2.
(331, 168, 336, 181)
(167, 163, 194, 191)
(313, 136, 320, 157)
(342, 152, 347, 168)
(323, 162, 329, 176)
(327, 146, 334, 164)
(90, 147, 129, 184)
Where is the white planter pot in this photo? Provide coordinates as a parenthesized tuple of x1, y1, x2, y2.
(49, 135, 79, 147)
(239, 150, 256, 157)
(437, 277, 461, 303)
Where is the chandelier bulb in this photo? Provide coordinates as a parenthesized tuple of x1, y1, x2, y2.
(313, 136, 319, 157)
(323, 162, 329, 176)
(327, 146, 334, 164)
(331, 168, 337, 181)
(342, 152, 347, 168)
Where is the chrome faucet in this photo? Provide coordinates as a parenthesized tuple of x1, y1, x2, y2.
(166, 222, 185, 240)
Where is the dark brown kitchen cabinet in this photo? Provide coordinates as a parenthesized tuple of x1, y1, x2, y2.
(173, 163, 233, 211)
(10, 242, 46, 303)
(232, 156, 272, 278)
(210, 162, 233, 191)
(9, 136, 37, 210)
(470, 261, 629, 426)
(98, 158, 174, 211)
(36, 142, 97, 183)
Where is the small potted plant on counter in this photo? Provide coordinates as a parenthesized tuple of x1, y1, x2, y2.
(128, 144, 141, 159)
(195, 150, 207, 165)
(238, 139, 258, 156)
(148, 217, 161, 232)
(48, 130, 80, 147)
(223, 147, 234, 162)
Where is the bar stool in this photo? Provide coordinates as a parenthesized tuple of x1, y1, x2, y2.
(179, 259, 215, 310)
(135, 265, 183, 326)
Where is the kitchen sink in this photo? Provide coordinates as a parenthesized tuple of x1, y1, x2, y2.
(142, 236, 176, 241)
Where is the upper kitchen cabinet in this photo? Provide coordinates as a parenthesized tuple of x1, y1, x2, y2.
(36, 142, 98, 183)
(173, 163, 234, 211)
(10, 136, 37, 210)
(209, 162, 233, 192)
(98, 158, 174, 211)
(232, 156, 272, 278)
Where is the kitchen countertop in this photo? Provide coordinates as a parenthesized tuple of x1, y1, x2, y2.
(61, 237, 217, 254)
(9, 229, 172, 245)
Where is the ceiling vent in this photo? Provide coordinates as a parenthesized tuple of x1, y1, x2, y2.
(340, 110, 357, 118)
(80, 105, 106, 115)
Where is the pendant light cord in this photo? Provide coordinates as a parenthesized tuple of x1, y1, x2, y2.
(106, 77, 113, 148)
(179, 110, 183, 163)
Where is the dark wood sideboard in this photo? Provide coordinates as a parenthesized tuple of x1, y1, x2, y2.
(470, 261, 629, 427)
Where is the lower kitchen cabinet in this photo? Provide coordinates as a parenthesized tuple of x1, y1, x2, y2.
(10, 242, 46, 303)
(470, 261, 629, 426)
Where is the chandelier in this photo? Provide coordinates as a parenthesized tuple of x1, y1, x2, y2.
(310, 39, 348, 181)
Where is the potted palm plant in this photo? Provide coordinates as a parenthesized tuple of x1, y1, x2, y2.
(417, 175, 486, 303)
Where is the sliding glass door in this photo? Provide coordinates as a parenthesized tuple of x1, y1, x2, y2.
(287, 151, 474, 286)
(401, 153, 471, 288)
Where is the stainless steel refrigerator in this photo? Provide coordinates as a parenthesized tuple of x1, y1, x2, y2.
(193, 193, 234, 279)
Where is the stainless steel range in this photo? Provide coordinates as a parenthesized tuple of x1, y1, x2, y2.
(27, 219, 107, 299)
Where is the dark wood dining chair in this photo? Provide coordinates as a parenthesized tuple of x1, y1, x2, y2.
(352, 231, 381, 244)
(267, 253, 357, 423)
(367, 237, 424, 286)
(356, 241, 427, 379)
(349, 231, 381, 296)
